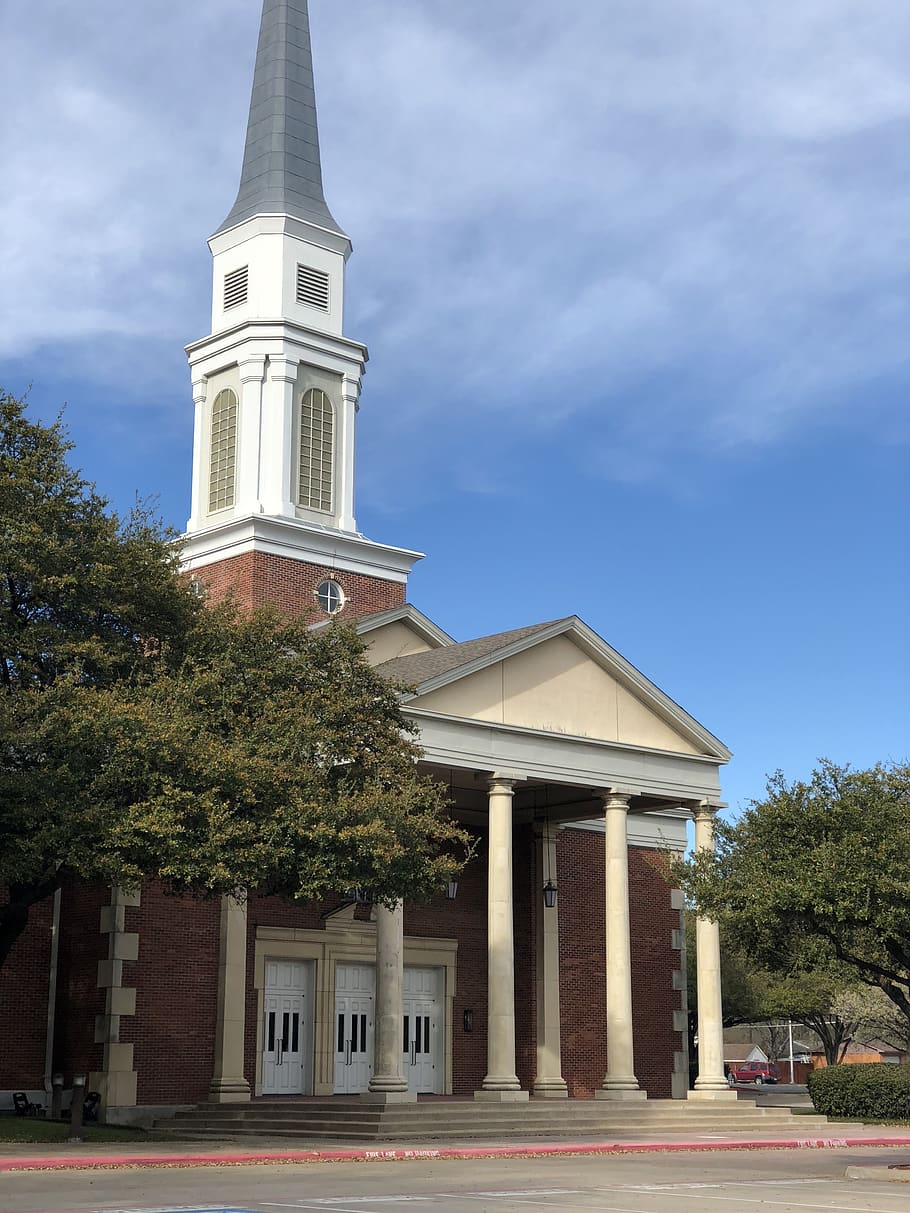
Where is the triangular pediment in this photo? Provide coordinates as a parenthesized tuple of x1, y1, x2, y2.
(398, 618, 729, 760)
(356, 605, 454, 667)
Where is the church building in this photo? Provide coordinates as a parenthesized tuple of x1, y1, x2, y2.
(1, 0, 736, 1124)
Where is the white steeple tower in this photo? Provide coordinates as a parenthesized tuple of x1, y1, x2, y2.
(182, 0, 420, 618)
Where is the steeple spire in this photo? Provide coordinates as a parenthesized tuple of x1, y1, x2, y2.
(215, 0, 346, 238)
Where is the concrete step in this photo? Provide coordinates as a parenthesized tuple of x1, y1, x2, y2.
(157, 1111, 829, 1141)
(156, 1115, 829, 1142)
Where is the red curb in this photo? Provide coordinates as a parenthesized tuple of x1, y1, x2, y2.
(3, 1136, 910, 1172)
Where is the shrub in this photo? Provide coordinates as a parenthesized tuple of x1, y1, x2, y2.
(808, 1064, 910, 1119)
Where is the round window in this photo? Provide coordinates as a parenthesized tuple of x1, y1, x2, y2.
(315, 579, 345, 615)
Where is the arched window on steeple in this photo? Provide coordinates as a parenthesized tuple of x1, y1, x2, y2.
(208, 388, 238, 513)
(298, 387, 334, 513)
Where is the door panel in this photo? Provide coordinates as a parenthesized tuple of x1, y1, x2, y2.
(402, 967, 442, 1093)
(333, 964, 375, 1094)
(261, 959, 313, 1095)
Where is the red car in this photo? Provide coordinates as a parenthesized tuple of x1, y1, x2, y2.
(727, 1060, 779, 1085)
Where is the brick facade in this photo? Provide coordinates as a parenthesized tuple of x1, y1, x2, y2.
(557, 830, 681, 1099)
(193, 551, 405, 620)
(0, 889, 53, 1091)
(53, 881, 108, 1087)
(119, 885, 221, 1106)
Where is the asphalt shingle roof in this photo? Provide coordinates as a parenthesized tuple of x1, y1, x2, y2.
(377, 620, 568, 688)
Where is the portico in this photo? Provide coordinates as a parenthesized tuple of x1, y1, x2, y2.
(204, 608, 734, 1107)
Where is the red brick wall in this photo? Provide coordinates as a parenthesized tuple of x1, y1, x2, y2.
(557, 829, 681, 1099)
(404, 841, 489, 1095)
(629, 847, 681, 1098)
(120, 883, 221, 1105)
(53, 881, 107, 1085)
(0, 889, 54, 1090)
(194, 551, 405, 620)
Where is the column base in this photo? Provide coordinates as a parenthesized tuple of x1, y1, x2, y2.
(532, 1079, 568, 1098)
(361, 1090, 417, 1104)
(208, 1078, 251, 1104)
(688, 1087, 739, 1102)
(475, 1089, 529, 1102)
(596, 1087, 647, 1101)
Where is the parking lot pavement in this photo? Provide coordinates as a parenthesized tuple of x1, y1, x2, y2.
(3, 1149, 910, 1213)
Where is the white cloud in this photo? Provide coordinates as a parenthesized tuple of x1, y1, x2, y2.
(2, 0, 909, 497)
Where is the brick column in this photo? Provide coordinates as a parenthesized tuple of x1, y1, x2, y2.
(596, 791, 646, 1100)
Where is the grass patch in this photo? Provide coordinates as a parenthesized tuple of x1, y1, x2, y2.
(0, 1118, 149, 1144)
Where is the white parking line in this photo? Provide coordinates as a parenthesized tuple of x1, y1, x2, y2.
(653, 1195, 907, 1212)
(598, 1180, 836, 1192)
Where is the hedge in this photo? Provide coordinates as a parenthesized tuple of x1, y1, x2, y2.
(807, 1063, 910, 1119)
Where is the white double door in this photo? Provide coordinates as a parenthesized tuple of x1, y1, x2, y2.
(333, 963, 442, 1095)
(262, 959, 314, 1095)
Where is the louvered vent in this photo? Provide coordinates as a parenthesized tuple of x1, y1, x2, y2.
(296, 264, 330, 311)
(223, 265, 249, 310)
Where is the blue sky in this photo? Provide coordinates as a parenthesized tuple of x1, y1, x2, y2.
(2, 0, 907, 818)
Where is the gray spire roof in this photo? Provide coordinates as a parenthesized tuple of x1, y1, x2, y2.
(215, 0, 347, 238)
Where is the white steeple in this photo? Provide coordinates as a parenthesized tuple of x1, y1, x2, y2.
(182, 0, 420, 594)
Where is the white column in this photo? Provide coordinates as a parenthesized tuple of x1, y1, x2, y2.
(533, 823, 567, 1097)
(236, 357, 266, 515)
(260, 357, 297, 518)
(689, 804, 737, 1101)
(476, 774, 528, 1101)
(337, 375, 359, 532)
(187, 379, 207, 532)
(210, 894, 252, 1103)
(364, 900, 415, 1103)
(597, 790, 646, 1100)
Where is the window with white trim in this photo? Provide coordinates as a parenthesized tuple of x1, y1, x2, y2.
(298, 387, 334, 512)
(208, 388, 238, 512)
(315, 580, 344, 614)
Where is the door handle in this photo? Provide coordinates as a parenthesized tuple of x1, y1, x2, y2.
(345, 1042, 352, 1066)
(276, 1042, 283, 1066)
(409, 1043, 417, 1065)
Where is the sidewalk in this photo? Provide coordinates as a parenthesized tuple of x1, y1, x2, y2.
(3, 1123, 910, 1172)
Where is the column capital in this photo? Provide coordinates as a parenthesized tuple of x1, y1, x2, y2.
(269, 358, 299, 383)
(487, 773, 519, 793)
(692, 801, 723, 824)
(595, 788, 633, 810)
(239, 357, 267, 383)
(192, 379, 207, 406)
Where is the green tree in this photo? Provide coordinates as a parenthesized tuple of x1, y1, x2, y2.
(676, 761, 910, 1028)
(0, 391, 469, 967)
(1, 388, 200, 961)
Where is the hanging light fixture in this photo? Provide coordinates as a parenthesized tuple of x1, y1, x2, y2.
(445, 772, 459, 900)
(542, 796, 557, 908)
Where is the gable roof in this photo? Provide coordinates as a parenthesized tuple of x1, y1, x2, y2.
(354, 603, 455, 649)
(378, 615, 731, 762)
(376, 620, 563, 685)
